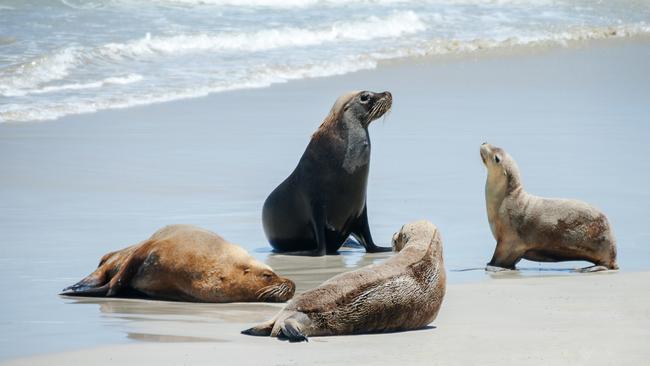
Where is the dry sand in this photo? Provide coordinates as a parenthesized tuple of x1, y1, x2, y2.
(4, 271, 648, 366)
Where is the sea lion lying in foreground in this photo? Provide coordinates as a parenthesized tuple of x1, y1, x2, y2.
(262, 90, 393, 256)
(480, 143, 618, 271)
(61, 224, 295, 302)
(242, 220, 446, 342)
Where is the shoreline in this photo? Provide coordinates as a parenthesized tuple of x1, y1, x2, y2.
(4, 271, 649, 366)
(2, 34, 650, 125)
(1, 36, 649, 362)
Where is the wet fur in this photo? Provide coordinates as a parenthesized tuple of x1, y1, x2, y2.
(480, 143, 618, 270)
(242, 220, 446, 341)
(60, 225, 295, 302)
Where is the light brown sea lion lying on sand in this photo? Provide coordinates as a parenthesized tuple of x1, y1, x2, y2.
(242, 220, 446, 342)
(61, 224, 295, 302)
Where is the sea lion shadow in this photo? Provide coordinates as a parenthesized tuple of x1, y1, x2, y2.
(60, 294, 283, 320)
(127, 333, 226, 343)
(451, 265, 612, 278)
(276, 325, 437, 343)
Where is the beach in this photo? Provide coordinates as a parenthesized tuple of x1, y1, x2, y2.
(4, 272, 649, 366)
(1, 35, 650, 363)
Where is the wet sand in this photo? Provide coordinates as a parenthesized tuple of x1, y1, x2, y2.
(1, 38, 650, 361)
(4, 271, 650, 366)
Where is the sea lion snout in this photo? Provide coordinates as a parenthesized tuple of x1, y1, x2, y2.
(375, 90, 392, 110)
(364, 90, 392, 123)
(378, 91, 392, 102)
(480, 143, 491, 165)
(256, 277, 296, 302)
(392, 220, 440, 253)
(480, 143, 501, 167)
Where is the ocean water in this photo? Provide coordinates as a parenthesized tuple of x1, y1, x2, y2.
(1, 0, 649, 123)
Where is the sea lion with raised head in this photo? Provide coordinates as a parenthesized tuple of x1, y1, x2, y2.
(262, 90, 393, 256)
(242, 220, 446, 341)
(61, 224, 295, 302)
(480, 143, 618, 272)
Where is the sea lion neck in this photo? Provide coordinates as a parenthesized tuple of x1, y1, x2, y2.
(340, 116, 371, 174)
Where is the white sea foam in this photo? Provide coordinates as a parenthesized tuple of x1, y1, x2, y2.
(2, 0, 649, 124)
(101, 11, 425, 57)
(0, 47, 83, 96)
(0, 58, 373, 123)
(2, 74, 143, 97)
(2, 23, 649, 123)
(149, 0, 554, 8)
(366, 23, 650, 60)
(0, 11, 423, 98)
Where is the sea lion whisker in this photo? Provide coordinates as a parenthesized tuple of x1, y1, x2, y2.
(256, 285, 275, 297)
(257, 283, 287, 300)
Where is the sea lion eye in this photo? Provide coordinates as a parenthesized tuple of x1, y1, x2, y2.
(262, 273, 273, 281)
(360, 94, 369, 103)
(494, 155, 501, 164)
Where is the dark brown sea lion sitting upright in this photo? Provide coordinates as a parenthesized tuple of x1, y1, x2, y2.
(242, 220, 446, 342)
(480, 143, 618, 272)
(61, 224, 295, 302)
(262, 90, 393, 256)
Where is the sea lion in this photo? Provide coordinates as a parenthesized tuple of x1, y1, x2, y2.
(262, 90, 393, 256)
(480, 143, 618, 271)
(242, 220, 446, 341)
(60, 224, 295, 302)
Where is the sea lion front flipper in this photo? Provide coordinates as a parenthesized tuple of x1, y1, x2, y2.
(351, 204, 391, 253)
(486, 239, 523, 270)
(309, 204, 327, 256)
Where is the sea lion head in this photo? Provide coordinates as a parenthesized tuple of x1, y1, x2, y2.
(480, 143, 522, 194)
(319, 90, 392, 132)
(391, 220, 443, 259)
(345, 90, 392, 127)
(232, 255, 295, 303)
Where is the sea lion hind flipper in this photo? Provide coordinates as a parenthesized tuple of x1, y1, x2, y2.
(105, 240, 156, 297)
(279, 318, 309, 343)
(60, 262, 111, 296)
(60, 279, 110, 297)
(241, 319, 276, 336)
